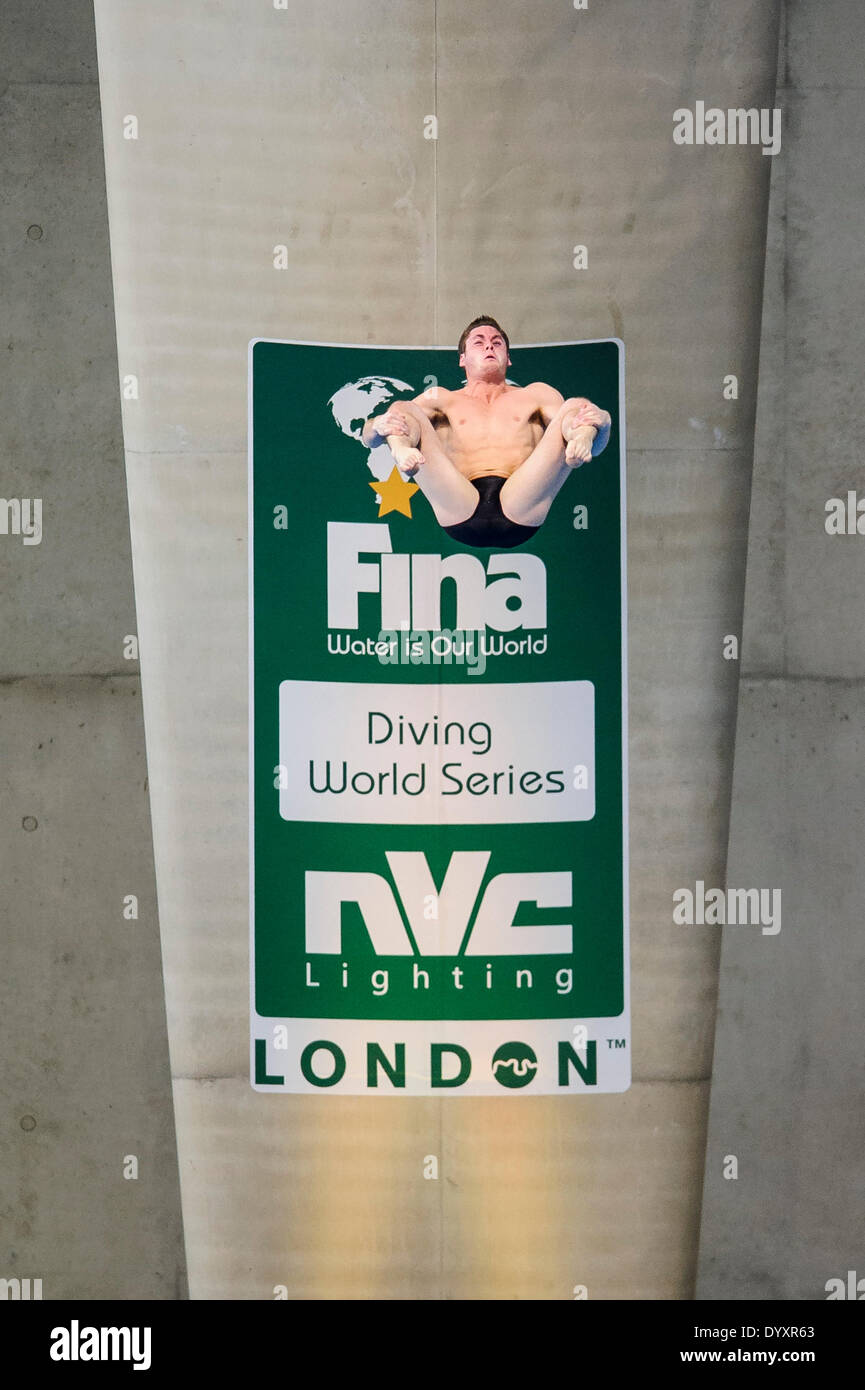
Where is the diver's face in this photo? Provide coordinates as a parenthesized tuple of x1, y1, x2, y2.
(460, 326, 510, 381)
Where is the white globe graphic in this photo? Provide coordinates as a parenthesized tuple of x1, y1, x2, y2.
(328, 374, 416, 481)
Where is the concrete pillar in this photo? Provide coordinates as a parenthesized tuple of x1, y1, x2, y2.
(0, 0, 185, 1299)
(698, 0, 865, 1300)
(94, 0, 779, 1298)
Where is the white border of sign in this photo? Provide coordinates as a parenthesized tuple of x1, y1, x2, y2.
(248, 337, 629, 1094)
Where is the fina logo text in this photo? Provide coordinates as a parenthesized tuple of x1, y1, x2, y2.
(326, 522, 546, 633)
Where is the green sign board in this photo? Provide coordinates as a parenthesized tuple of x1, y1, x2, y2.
(250, 338, 628, 1093)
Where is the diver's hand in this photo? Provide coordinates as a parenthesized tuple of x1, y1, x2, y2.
(376, 408, 416, 442)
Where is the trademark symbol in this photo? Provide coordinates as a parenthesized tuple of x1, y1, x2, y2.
(607, 1038, 627, 1049)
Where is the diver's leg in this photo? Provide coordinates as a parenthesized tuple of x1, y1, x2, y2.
(499, 401, 597, 528)
(390, 402, 479, 528)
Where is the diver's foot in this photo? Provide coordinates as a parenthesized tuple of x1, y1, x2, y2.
(564, 425, 597, 466)
(399, 447, 425, 477)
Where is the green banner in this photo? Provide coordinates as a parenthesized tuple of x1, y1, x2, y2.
(250, 337, 628, 1093)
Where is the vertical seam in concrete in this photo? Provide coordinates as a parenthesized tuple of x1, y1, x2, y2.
(781, 0, 790, 678)
(721, 0, 785, 874)
(433, 0, 439, 345)
(438, 3, 447, 1303)
(693, 0, 786, 1297)
(433, 0, 442, 1301)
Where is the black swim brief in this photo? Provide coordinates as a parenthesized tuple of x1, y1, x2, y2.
(442, 476, 539, 550)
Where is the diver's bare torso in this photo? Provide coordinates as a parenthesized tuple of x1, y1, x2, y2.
(413, 382, 563, 481)
(361, 321, 610, 533)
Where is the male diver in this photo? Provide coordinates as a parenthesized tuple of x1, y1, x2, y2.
(360, 316, 611, 549)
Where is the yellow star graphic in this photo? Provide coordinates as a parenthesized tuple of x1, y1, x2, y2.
(369, 465, 419, 519)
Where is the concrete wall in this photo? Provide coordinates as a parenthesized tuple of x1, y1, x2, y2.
(0, 0, 185, 1299)
(697, 0, 865, 1300)
(12, 0, 860, 1308)
(93, 0, 781, 1299)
